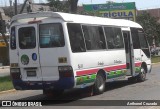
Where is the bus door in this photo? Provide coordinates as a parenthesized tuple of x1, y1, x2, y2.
(17, 24, 42, 81)
(38, 23, 64, 81)
(122, 30, 135, 76)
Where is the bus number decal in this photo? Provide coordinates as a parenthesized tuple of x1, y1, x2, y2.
(98, 62, 104, 66)
(78, 64, 83, 69)
(135, 57, 141, 61)
(114, 60, 122, 64)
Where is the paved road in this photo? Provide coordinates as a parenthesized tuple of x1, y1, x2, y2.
(0, 64, 160, 109)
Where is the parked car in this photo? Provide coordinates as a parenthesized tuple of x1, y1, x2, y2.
(151, 46, 159, 55)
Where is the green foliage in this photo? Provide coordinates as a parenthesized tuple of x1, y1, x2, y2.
(0, 20, 6, 33)
(47, 0, 78, 13)
(136, 12, 160, 46)
(151, 56, 160, 63)
(47, 0, 70, 12)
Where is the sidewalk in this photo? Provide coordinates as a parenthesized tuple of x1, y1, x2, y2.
(0, 66, 10, 77)
(0, 66, 10, 69)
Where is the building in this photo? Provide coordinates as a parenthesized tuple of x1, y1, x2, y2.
(137, 8, 160, 22)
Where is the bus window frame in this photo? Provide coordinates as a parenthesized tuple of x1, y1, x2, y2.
(130, 27, 141, 49)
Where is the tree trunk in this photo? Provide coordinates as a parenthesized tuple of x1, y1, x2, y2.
(70, 0, 78, 14)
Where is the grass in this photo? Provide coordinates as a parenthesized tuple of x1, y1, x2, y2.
(151, 56, 160, 63)
(0, 76, 14, 92)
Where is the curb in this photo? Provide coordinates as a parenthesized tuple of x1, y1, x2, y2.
(152, 62, 160, 65)
(0, 89, 16, 95)
(0, 66, 10, 69)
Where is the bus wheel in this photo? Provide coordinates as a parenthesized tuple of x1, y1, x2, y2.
(137, 67, 146, 82)
(93, 73, 105, 95)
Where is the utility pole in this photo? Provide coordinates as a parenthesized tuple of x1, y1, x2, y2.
(15, 0, 17, 15)
(19, 0, 28, 14)
(9, 0, 12, 6)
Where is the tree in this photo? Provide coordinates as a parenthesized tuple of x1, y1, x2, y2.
(0, 12, 9, 65)
(47, 0, 78, 13)
(70, 0, 78, 13)
(136, 12, 160, 46)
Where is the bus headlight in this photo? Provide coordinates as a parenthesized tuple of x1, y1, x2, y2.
(58, 66, 73, 77)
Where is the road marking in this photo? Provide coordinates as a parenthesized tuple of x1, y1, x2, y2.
(0, 66, 10, 69)
(152, 62, 160, 65)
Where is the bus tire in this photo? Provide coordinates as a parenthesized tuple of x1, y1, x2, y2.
(93, 73, 105, 95)
(137, 66, 146, 82)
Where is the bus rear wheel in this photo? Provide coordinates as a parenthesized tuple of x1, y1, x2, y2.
(93, 73, 105, 95)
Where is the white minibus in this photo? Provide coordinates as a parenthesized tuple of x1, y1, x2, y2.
(10, 12, 151, 95)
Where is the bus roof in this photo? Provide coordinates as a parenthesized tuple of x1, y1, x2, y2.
(11, 11, 142, 28)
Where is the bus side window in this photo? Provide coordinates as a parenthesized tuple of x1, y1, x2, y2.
(131, 28, 141, 49)
(67, 23, 86, 53)
(10, 26, 16, 49)
(98, 27, 106, 49)
(113, 28, 124, 48)
(82, 25, 106, 50)
(138, 29, 150, 58)
(138, 30, 148, 49)
(104, 27, 124, 49)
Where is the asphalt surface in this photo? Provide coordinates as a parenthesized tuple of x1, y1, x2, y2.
(0, 63, 160, 109)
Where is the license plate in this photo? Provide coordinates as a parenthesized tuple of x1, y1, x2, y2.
(27, 71, 36, 77)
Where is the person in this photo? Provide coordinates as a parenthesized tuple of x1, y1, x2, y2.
(152, 44, 159, 55)
(75, 33, 85, 52)
(70, 31, 84, 52)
